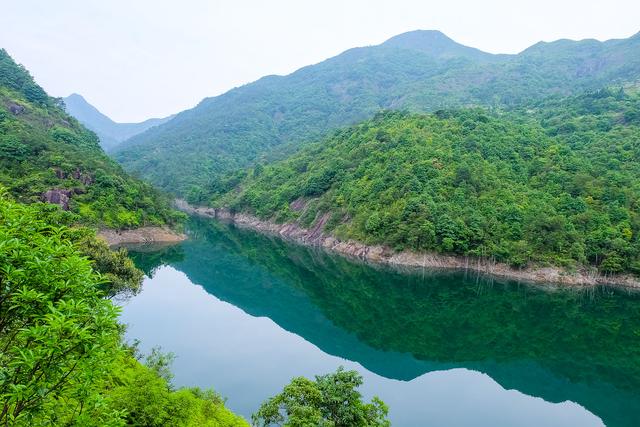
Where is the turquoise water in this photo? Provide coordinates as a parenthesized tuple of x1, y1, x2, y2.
(120, 217, 640, 426)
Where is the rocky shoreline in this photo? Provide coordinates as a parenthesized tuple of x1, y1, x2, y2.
(174, 199, 640, 289)
(98, 226, 186, 246)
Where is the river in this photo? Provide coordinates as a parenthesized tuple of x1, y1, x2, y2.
(119, 217, 640, 426)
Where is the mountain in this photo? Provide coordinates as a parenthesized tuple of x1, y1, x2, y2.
(211, 89, 640, 275)
(381, 30, 501, 61)
(114, 29, 640, 196)
(0, 48, 179, 228)
(63, 93, 173, 151)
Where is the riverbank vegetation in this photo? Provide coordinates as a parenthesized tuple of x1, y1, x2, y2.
(253, 368, 389, 427)
(212, 89, 640, 275)
(0, 193, 247, 426)
(0, 193, 388, 425)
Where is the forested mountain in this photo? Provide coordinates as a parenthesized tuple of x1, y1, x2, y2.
(0, 48, 179, 228)
(211, 89, 640, 275)
(115, 30, 640, 196)
(63, 93, 174, 151)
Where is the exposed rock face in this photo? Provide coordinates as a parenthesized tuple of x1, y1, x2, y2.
(290, 198, 307, 212)
(54, 168, 66, 179)
(53, 168, 93, 185)
(174, 199, 640, 289)
(72, 169, 93, 185)
(41, 189, 73, 210)
(7, 103, 25, 115)
(98, 227, 186, 246)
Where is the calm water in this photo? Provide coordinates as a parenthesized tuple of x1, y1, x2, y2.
(120, 217, 640, 427)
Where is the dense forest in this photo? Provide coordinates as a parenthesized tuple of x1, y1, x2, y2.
(211, 89, 640, 274)
(0, 49, 180, 229)
(114, 30, 640, 196)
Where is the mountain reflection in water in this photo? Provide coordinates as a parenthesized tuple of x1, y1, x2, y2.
(122, 217, 640, 427)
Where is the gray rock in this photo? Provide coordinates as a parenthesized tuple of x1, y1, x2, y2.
(42, 189, 73, 210)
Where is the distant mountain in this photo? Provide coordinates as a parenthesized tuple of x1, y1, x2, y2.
(114, 29, 640, 196)
(381, 30, 502, 62)
(0, 48, 178, 228)
(63, 93, 174, 151)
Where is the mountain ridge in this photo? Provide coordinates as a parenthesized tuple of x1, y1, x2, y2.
(63, 93, 174, 151)
(381, 29, 502, 61)
(115, 29, 640, 196)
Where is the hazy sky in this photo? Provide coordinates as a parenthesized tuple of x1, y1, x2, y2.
(2, 0, 639, 122)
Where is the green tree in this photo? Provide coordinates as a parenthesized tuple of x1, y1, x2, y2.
(252, 367, 389, 427)
(0, 192, 122, 424)
(212, 91, 640, 276)
(104, 348, 248, 427)
(0, 192, 249, 426)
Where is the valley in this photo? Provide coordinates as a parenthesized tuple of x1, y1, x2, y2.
(2, 8, 640, 426)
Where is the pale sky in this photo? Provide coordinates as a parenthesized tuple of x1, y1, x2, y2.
(1, 0, 638, 122)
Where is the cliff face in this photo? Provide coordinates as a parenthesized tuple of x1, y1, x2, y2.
(174, 200, 640, 289)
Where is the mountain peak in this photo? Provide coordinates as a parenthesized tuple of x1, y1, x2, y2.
(381, 30, 495, 61)
(63, 93, 175, 151)
(384, 30, 450, 45)
(66, 93, 86, 101)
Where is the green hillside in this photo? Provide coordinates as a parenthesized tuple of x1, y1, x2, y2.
(115, 30, 640, 197)
(0, 48, 180, 229)
(212, 89, 640, 274)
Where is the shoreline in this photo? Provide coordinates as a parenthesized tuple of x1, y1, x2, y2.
(174, 200, 640, 290)
(98, 226, 186, 246)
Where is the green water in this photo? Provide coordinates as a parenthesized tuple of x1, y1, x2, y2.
(122, 217, 640, 426)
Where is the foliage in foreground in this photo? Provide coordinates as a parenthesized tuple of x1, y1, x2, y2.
(0, 193, 247, 426)
(214, 89, 640, 274)
(252, 367, 389, 427)
(11, 201, 145, 297)
(0, 192, 121, 424)
(104, 350, 248, 427)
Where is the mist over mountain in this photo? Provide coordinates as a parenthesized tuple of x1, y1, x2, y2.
(63, 93, 174, 151)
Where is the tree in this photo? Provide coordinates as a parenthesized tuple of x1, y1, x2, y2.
(0, 192, 250, 425)
(0, 192, 122, 424)
(252, 367, 389, 427)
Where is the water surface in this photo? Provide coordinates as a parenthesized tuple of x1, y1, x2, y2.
(120, 217, 640, 426)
